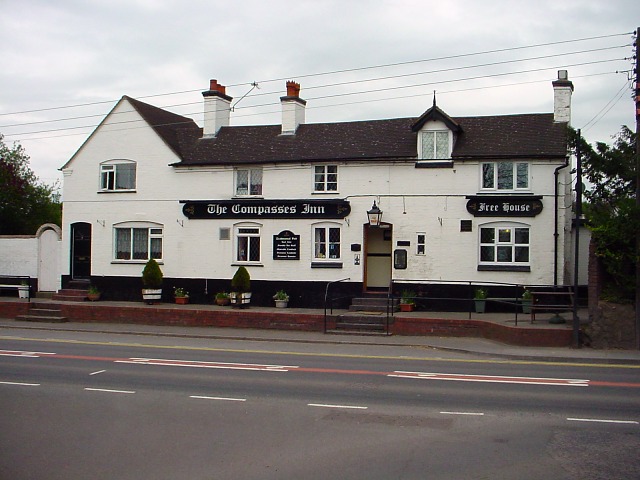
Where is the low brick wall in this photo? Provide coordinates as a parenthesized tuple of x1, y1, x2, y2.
(0, 301, 570, 347)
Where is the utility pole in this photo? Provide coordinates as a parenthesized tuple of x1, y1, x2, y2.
(573, 129, 582, 348)
(635, 27, 640, 350)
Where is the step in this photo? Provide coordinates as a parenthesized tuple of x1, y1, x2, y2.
(52, 289, 88, 302)
(15, 314, 68, 323)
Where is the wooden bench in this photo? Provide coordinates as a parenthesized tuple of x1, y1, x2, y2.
(530, 290, 573, 323)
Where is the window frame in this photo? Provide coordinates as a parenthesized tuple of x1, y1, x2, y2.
(419, 130, 451, 160)
(416, 232, 426, 255)
(100, 160, 136, 192)
(234, 168, 263, 197)
(112, 222, 163, 263)
(478, 222, 530, 268)
(234, 223, 262, 264)
(313, 164, 338, 193)
(481, 161, 530, 191)
(312, 223, 342, 261)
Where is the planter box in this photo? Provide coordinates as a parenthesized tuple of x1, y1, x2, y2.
(399, 303, 414, 312)
(230, 292, 252, 307)
(175, 297, 189, 305)
(142, 288, 162, 304)
(274, 300, 288, 308)
(18, 286, 29, 299)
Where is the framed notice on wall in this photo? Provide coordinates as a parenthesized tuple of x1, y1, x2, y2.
(273, 230, 300, 260)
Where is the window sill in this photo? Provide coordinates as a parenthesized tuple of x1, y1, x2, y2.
(415, 160, 454, 168)
(99, 190, 137, 194)
(311, 261, 343, 268)
(231, 263, 264, 267)
(312, 191, 340, 195)
(111, 260, 164, 265)
(477, 265, 530, 272)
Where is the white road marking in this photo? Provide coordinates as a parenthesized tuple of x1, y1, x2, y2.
(190, 395, 246, 402)
(0, 381, 40, 386)
(116, 357, 298, 372)
(84, 387, 135, 394)
(0, 349, 56, 358)
(567, 417, 639, 425)
(89, 370, 106, 376)
(389, 371, 590, 387)
(308, 403, 368, 410)
(440, 411, 485, 416)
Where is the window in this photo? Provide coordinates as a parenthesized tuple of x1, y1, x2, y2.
(416, 233, 426, 255)
(235, 168, 262, 196)
(236, 225, 261, 262)
(101, 161, 136, 191)
(421, 131, 450, 159)
(313, 225, 341, 260)
(481, 162, 529, 190)
(314, 165, 338, 192)
(479, 225, 529, 265)
(114, 225, 162, 261)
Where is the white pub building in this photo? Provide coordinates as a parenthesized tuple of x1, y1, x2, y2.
(59, 72, 575, 307)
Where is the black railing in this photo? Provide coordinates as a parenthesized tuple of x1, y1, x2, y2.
(323, 277, 351, 333)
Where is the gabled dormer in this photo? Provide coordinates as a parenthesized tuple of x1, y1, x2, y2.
(411, 99, 461, 168)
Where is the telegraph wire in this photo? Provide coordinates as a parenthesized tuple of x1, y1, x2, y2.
(0, 31, 631, 118)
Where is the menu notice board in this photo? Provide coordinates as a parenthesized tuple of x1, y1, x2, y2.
(273, 230, 300, 260)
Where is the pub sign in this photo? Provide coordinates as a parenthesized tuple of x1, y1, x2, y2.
(466, 196, 543, 217)
(181, 199, 351, 220)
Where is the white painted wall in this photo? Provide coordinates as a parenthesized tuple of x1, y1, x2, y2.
(61, 97, 570, 288)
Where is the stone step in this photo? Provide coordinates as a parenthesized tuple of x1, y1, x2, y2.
(333, 313, 392, 334)
(15, 314, 68, 323)
(52, 289, 88, 302)
(349, 297, 398, 312)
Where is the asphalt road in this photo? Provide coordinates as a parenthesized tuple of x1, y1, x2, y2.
(1, 328, 639, 479)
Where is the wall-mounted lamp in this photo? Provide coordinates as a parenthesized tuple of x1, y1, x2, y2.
(367, 201, 383, 227)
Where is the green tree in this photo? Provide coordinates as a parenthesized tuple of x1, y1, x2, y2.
(0, 134, 61, 234)
(569, 127, 638, 301)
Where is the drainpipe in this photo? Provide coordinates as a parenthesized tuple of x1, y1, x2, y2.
(554, 156, 570, 286)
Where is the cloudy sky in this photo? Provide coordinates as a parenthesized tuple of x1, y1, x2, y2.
(1, 0, 638, 189)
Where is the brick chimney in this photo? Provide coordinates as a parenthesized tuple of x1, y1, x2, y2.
(202, 79, 232, 137)
(280, 81, 306, 134)
(552, 70, 574, 124)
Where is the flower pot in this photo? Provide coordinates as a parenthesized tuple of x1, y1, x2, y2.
(215, 297, 231, 306)
(87, 293, 101, 301)
(399, 303, 414, 312)
(230, 292, 251, 307)
(274, 300, 288, 308)
(142, 288, 162, 304)
(474, 299, 486, 314)
(18, 286, 29, 299)
(175, 296, 189, 305)
(522, 299, 532, 314)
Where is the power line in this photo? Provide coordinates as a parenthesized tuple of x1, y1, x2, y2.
(0, 31, 631, 118)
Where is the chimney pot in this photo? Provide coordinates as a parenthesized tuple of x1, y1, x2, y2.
(286, 81, 301, 97)
(203, 79, 232, 136)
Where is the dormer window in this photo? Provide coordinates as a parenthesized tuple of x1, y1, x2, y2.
(421, 130, 451, 159)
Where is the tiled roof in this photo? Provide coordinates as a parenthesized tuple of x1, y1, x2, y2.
(125, 96, 200, 157)
(125, 97, 568, 165)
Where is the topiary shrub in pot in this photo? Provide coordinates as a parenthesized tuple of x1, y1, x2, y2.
(230, 266, 251, 307)
(141, 258, 163, 304)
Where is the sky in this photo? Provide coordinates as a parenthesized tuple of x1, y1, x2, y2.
(0, 0, 638, 190)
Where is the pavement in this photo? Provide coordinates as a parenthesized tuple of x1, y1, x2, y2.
(1, 313, 640, 365)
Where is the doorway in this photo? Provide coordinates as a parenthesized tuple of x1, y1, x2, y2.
(71, 222, 91, 279)
(364, 223, 392, 291)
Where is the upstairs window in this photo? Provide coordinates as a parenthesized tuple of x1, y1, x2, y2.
(235, 168, 262, 196)
(421, 131, 450, 159)
(482, 162, 529, 191)
(314, 165, 338, 192)
(101, 161, 136, 191)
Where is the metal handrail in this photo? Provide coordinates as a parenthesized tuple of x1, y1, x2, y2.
(323, 277, 350, 333)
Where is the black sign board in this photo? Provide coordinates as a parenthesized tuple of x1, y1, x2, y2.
(181, 199, 351, 220)
(273, 230, 300, 260)
(466, 195, 543, 217)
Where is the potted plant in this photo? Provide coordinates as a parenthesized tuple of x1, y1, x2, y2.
(399, 290, 416, 312)
(87, 285, 101, 301)
(215, 292, 231, 306)
(474, 287, 488, 313)
(521, 289, 533, 314)
(273, 290, 289, 308)
(230, 266, 251, 307)
(173, 287, 189, 305)
(141, 258, 163, 304)
(18, 280, 29, 299)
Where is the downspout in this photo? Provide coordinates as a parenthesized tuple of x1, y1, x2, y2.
(554, 155, 570, 287)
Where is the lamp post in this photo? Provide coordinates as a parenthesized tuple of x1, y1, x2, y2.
(367, 201, 383, 227)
